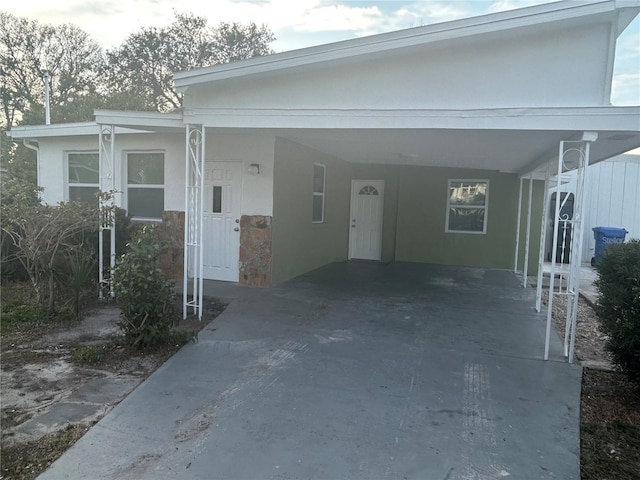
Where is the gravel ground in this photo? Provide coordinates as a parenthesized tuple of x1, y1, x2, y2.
(542, 289, 612, 368)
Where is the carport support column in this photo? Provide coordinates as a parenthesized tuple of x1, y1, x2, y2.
(183, 125, 205, 320)
(535, 161, 551, 313)
(98, 124, 116, 300)
(514, 177, 524, 274)
(522, 173, 534, 288)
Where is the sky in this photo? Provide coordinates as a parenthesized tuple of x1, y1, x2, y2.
(2, 0, 639, 105)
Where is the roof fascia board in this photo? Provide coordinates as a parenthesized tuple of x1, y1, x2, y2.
(175, 1, 628, 90)
(94, 110, 184, 129)
(182, 106, 640, 131)
(8, 122, 98, 139)
(8, 122, 152, 139)
(615, 0, 640, 34)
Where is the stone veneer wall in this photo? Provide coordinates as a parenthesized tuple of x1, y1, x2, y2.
(158, 210, 185, 279)
(239, 215, 272, 286)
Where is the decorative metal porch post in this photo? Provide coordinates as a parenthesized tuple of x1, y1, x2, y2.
(98, 125, 116, 299)
(183, 125, 205, 320)
(543, 134, 595, 362)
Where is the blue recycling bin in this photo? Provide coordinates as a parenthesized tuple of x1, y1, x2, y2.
(592, 227, 628, 265)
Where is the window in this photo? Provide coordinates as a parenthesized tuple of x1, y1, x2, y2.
(127, 152, 164, 220)
(359, 185, 379, 196)
(67, 152, 99, 204)
(446, 180, 489, 234)
(212, 186, 222, 213)
(312, 163, 325, 223)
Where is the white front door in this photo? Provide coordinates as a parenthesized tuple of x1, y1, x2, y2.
(349, 180, 384, 261)
(203, 162, 242, 281)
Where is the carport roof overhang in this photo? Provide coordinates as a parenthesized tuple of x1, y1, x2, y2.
(185, 105, 640, 175)
(8, 106, 639, 176)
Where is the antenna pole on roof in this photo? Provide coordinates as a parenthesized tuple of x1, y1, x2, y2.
(42, 70, 51, 125)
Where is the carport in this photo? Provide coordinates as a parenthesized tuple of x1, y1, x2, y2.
(40, 263, 582, 479)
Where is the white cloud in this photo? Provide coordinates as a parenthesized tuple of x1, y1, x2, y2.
(488, 0, 555, 13)
(5, 0, 639, 105)
(292, 5, 383, 33)
(611, 72, 640, 106)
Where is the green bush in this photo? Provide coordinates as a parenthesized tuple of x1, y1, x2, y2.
(113, 225, 177, 349)
(594, 239, 640, 382)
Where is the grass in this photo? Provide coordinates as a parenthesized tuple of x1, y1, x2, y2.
(70, 345, 103, 365)
(1, 282, 43, 331)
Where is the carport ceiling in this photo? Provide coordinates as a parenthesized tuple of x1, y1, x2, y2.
(270, 128, 639, 174)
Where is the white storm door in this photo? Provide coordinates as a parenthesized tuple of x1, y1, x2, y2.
(203, 162, 242, 281)
(349, 180, 384, 261)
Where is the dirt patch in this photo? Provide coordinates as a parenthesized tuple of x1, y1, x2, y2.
(543, 289, 640, 479)
(0, 298, 226, 480)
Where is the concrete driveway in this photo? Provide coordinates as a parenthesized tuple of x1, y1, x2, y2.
(40, 262, 581, 479)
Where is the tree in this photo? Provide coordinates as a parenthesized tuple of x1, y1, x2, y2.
(211, 21, 275, 64)
(106, 12, 275, 112)
(0, 12, 106, 128)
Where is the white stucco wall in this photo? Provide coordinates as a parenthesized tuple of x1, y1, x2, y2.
(186, 22, 613, 111)
(206, 133, 275, 217)
(35, 133, 185, 214)
(35, 131, 275, 218)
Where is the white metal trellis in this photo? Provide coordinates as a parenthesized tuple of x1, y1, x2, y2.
(540, 136, 595, 362)
(98, 124, 116, 299)
(183, 125, 205, 320)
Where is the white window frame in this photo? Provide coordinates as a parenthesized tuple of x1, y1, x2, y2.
(125, 150, 165, 221)
(66, 151, 99, 203)
(312, 162, 326, 223)
(445, 179, 489, 234)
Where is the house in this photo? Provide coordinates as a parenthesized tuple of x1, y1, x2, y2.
(9, 1, 640, 311)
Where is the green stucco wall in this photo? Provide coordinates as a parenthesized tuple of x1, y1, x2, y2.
(394, 166, 526, 269)
(350, 164, 400, 264)
(515, 179, 545, 276)
(271, 138, 544, 284)
(271, 138, 351, 284)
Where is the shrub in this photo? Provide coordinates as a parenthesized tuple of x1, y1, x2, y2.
(594, 239, 640, 382)
(2, 199, 99, 314)
(113, 225, 177, 349)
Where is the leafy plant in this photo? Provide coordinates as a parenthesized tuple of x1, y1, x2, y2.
(113, 225, 177, 349)
(594, 239, 640, 382)
(65, 247, 97, 320)
(71, 345, 102, 365)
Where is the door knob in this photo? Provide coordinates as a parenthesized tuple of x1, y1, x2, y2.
(234, 227, 239, 232)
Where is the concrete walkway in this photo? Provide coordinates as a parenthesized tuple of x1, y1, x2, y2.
(40, 263, 581, 480)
